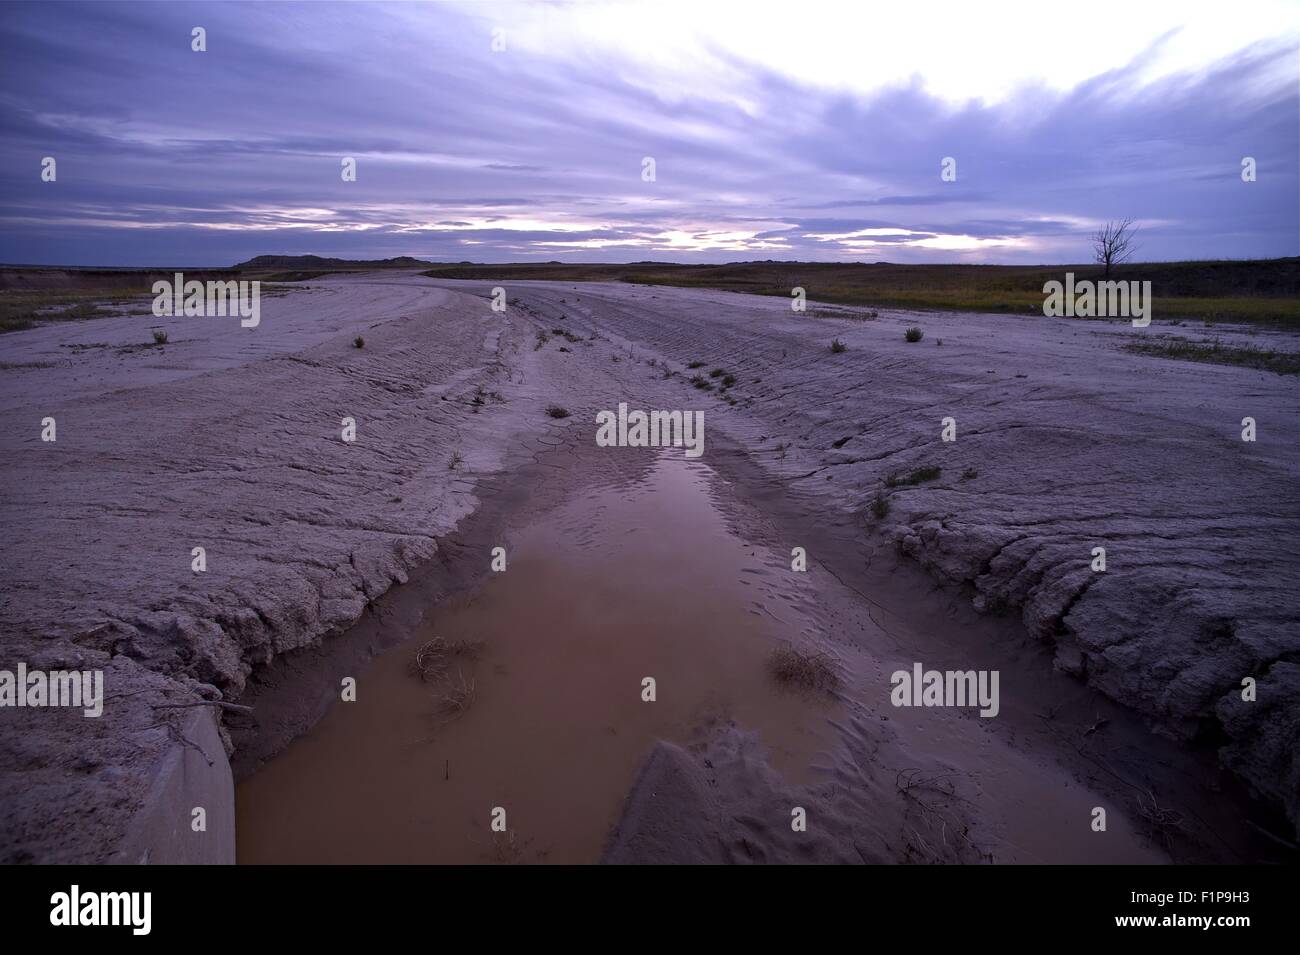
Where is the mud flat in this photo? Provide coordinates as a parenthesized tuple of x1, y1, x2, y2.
(1, 270, 1296, 862)
(432, 277, 1299, 843)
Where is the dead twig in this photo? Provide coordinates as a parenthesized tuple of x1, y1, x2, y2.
(152, 700, 254, 714)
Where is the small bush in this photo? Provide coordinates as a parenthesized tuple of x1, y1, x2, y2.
(871, 494, 890, 519)
(687, 360, 705, 369)
(545, 405, 570, 419)
(830, 338, 847, 353)
(904, 327, 924, 343)
(690, 375, 713, 391)
(151, 329, 168, 345)
(768, 644, 841, 693)
(353, 335, 365, 349)
(885, 465, 941, 487)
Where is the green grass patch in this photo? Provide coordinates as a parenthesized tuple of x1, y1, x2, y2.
(0, 290, 150, 333)
(1121, 337, 1300, 375)
(885, 465, 942, 488)
(420, 258, 1300, 329)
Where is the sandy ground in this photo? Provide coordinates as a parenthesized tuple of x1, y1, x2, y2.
(1, 270, 1296, 862)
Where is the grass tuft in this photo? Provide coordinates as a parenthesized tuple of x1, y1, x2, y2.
(768, 644, 841, 694)
(885, 465, 941, 487)
(410, 635, 485, 683)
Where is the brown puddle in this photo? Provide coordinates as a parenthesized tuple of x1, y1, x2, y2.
(236, 452, 839, 863)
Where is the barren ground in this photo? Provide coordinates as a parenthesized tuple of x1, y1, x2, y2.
(1, 270, 1296, 862)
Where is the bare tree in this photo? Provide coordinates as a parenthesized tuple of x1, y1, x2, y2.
(1092, 218, 1138, 279)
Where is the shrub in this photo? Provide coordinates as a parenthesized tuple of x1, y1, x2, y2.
(885, 465, 941, 487)
(768, 644, 841, 693)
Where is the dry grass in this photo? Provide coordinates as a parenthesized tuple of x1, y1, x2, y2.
(894, 768, 989, 863)
(490, 829, 524, 864)
(410, 635, 484, 682)
(437, 668, 477, 719)
(1135, 788, 1186, 846)
(411, 637, 484, 728)
(768, 643, 841, 694)
(412, 638, 450, 682)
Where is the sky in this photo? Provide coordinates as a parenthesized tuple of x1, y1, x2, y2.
(0, 0, 1297, 267)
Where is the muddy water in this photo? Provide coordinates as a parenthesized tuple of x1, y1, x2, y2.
(236, 453, 839, 863)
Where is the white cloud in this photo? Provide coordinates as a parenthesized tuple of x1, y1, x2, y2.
(482, 0, 1299, 104)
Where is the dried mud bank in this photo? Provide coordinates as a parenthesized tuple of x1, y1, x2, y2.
(0, 276, 539, 861)
(433, 278, 1300, 837)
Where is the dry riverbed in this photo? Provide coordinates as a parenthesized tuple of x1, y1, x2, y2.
(1, 270, 1296, 863)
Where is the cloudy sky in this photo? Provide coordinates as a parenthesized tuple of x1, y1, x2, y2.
(0, 0, 1296, 266)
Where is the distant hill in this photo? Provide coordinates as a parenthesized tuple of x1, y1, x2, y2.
(234, 254, 437, 270)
